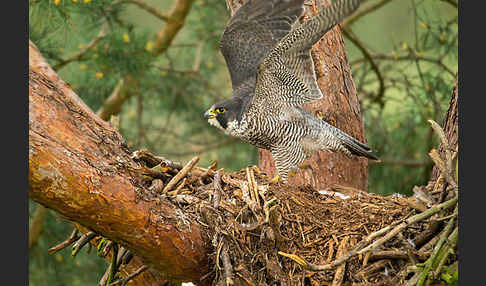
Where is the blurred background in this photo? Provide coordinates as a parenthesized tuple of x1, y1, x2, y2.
(29, 0, 458, 284)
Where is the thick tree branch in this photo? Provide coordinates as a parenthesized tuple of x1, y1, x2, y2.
(29, 40, 210, 284)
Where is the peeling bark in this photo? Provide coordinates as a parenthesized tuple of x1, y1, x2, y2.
(430, 74, 458, 183)
(29, 40, 211, 284)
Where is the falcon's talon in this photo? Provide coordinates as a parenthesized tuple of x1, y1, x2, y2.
(298, 164, 310, 170)
(204, 0, 378, 181)
(270, 175, 280, 184)
(252, 165, 262, 174)
(288, 169, 297, 178)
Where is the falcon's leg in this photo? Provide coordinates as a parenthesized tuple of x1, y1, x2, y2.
(271, 144, 307, 182)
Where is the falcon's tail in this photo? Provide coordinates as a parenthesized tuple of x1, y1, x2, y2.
(337, 131, 379, 161)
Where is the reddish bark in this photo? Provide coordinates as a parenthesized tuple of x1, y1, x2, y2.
(28, 40, 211, 284)
(257, 0, 369, 190)
(430, 74, 458, 183)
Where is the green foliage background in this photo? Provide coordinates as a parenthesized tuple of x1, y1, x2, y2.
(29, 0, 457, 285)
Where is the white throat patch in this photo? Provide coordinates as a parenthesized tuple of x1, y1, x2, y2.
(207, 117, 224, 131)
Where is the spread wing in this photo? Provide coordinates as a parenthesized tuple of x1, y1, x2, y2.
(252, 0, 361, 107)
(220, 0, 305, 96)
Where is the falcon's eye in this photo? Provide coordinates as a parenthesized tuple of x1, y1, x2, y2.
(215, 107, 226, 114)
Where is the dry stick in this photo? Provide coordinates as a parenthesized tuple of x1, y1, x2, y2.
(148, 179, 164, 193)
(102, 240, 115, 257)
(246, 167, 260, 207)
(221, 243, 234, 286)
(48, 228, 80, 255)
(398, 232, 418, 265)
(332, 236, 349, 286)
(213, 171, 222, 209)
(222, 175, 261, 218)
(162, 156, 199, 193)
(108, 265, 149, 286)
(356, 259, 391, 281)
(99, 244, 119, 286)
(428, 120, 458, 190)
(279, 197, 457, 272)
(72, 231, 97, 257)
(369, 250, 430, 262)
(357, 197, 457, 255)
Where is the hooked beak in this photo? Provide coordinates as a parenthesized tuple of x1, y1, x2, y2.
(204, 109, 216, 120)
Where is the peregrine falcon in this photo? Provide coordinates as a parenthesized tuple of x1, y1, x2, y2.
(204, 0, 378, 181)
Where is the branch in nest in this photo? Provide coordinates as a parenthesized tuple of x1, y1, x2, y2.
(109, 265, 149, 286)
(162, 156, 199, 193)
(213, 171, 222, 209)
(71, 231, 97, 257)
(48, 228, 80, 255)
(278, 197, 457, 272)
(416, 206, 458, 286)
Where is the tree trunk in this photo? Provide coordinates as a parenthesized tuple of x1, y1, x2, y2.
(29, 40, 211, 285)
(429, 74, 458, 183)
(255, 0, 370, 191)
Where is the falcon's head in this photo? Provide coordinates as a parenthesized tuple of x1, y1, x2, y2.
(204, 97, 244, 133)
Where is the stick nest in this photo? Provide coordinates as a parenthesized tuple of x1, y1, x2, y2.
(133, 129, 458, 286)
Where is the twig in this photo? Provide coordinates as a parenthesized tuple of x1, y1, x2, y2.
(416, 206, 457, 286)
(342, 28, 385, 107)
(221, 243, 234, 285)
(213, 171, 222, 209)
(278, 197, 457, 272)
(108, 265, 149, 286)
(369, 250, 429, 262)
(428, 120, 458, 190)
(413, 220, 441, 249)
(54, 25, 107, 70)
(48, 228, 80, 255)
(351, 52, 456, 77)
(117, 0, 169, 21)
(102, 240, 115, 257)
(331, 236, 349, 286)
(246, 167, 260, 207)
(357, 197, 457, 255)
(342, 0, 394, 28)
(356, 259, 391, 280)
(148, 179, 164, 193)
(162, 156, 199, 193)
(72, 231, 97, 257)
(432, 226, 458, 279)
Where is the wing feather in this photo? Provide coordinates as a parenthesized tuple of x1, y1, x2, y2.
(220, 0, 305, 92)
(253, 0, 360, 107)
